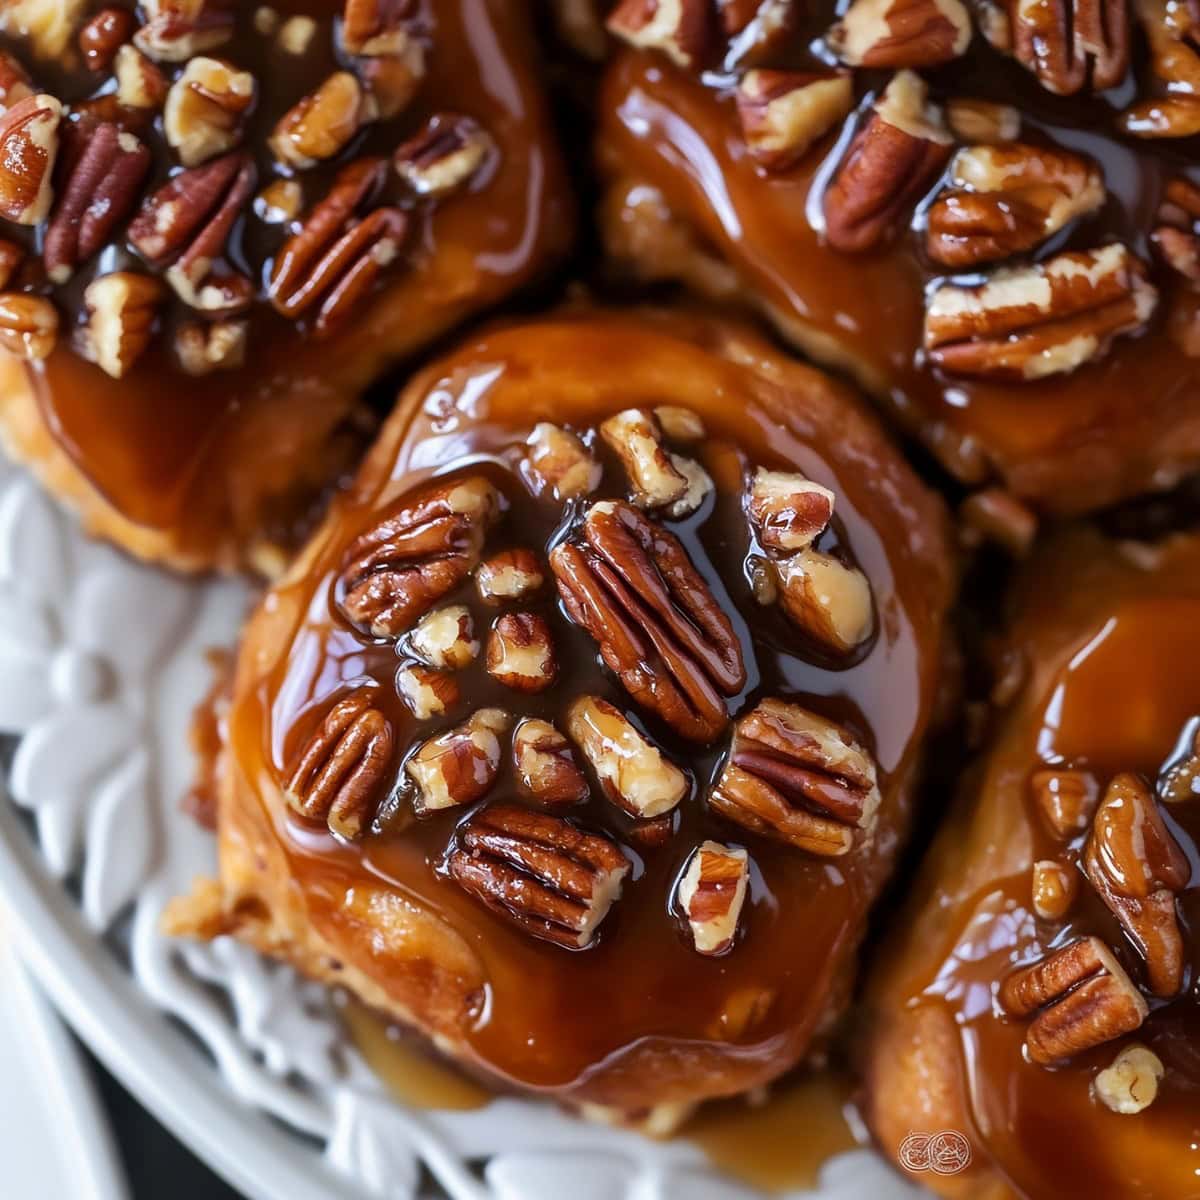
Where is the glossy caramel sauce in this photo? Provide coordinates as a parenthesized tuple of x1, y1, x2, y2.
(0, 0, 571, 551)
(223, 311, 954, 1108)
(596, 25, 1200, 513)
(868, 531, 1200, 1200)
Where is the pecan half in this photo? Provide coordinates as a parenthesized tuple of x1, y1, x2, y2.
(409, 604, 479, 669)
(1084, 773, 1190, 996)
(270, 72, 368, 171)
(76, 272, 164, 379)
(338, 474, 503, 638)
(1093, 1044, 1164, 1114)
(998, 936, 1147, 1064)
(710, 698, 881, 856)
(606, 0, 713, 69)
(566, 695, 690, 818)
(600, 407, 712, 517)
(925, 244, 1158, 381)
(827, 0, 971, 68)
(486, 612, 557, 693)
(926, 142, 1105, 268)
(285, 689, 394, 839)
(134, 0, 236, 62)
(0, 94, 61, 225)
(395, 663, 460, 719)
(523, 423, 602, 502)
(164, 56, 255, 168)
(735, 69, 853, 172)
(0, 293, 57, 361)
(44, 124, 150, 283)
(747, 468, 835, 553)
(551, 500, 746, 742)
(476, 549, 545, 603)
(1118, 0, 1200, 137)
(775, 548, 874, 654)
(823, 71, 952, 253)
(174, 318, 246, 375)
(393, 113, 495, 198)
(1152, 177, 1200, 283)
(1030, 767, 1100, 838)
(447, 803, 630, 949)
(267, 157, 408, 337)
(513, 718, 590, 806)
(996, 0, 1130, 95)
(79, 8, 136, 73)
(676, 841, 750, 955)
(406, 708, 510, 815)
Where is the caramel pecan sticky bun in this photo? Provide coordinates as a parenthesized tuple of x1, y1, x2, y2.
(164, 309, 956, 1129)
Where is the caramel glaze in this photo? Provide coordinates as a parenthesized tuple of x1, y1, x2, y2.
(596, 33, 1200, 515)
(864, 529, 1200, 1200)
(0, 0, 572, 566)
(213, 309, 956, 1112)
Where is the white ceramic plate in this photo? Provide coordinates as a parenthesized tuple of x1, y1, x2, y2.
(0, 447, 923, 1200)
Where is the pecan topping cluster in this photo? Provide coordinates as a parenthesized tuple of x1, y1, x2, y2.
(0, 1, 499, 376)
(282, 404, 884, 954)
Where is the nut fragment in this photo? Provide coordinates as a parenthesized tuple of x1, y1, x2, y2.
(1031, 859, 1078, 920)
(566, 695, 689, 818)
(476, 549, 545, 604)
(827, 0, 971, 68)
(1092, 1044, 1164, 1114)
(524, 423, 602, 501)
(1030, 767, 1100, 838)
(277, 15, 318, 54)
(676, 841, 750, 955)
(270, 72, 368, 171)
(486, 613, 557, 693)
(606, 0, 713, 68)
(775, 548, 874, 654)
(600, 407, 711, 517)
(513, 718, 590, 806)
(0, 94, 61, 225)
(410, 605, 479, 670)
(654, 406, 705, 441)
(79, 7, 135, 72)
(925, 244, 1158, 381)
(406, 708, 510, 815)
(447, 803, 629, 948)
(164, 56, 255, 167)
(959, 487, 1037, 556)
(1084, 773, 1189, 997)
(1152, 177, 1200, 283)
(0, 53, 33, 113)
(255, 179, 303, 225)
(393, 113, 495, 198)
(285, 689, 394, 839)
(77, 272, 164, 379)
(0, 293, 57, 361)
(395, 663, 460, 720)
(551, 501, 746, 742)
(823, 71, 952, 253)
(926, 142, 1105, 269)
(342, 1, 427, 119)
(113, 45, 168, 111)
(710, 698, 881, 856)
(946, 96, 1020, 143)
(747, 468, 835, 553)
(339, 475, 503, 638)
(1, 0, 87, 60)
(174, 319, 247, 375)
(735, 69, 853, 171)
(999, 936, 1147, 1064)
(134, 0, 235, 62)
(1159, 716, 1200, 805)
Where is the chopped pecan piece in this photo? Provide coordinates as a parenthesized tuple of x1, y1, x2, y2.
(0, 94, 61, 225)
(654, 405, 705, 441)
(827, 0, 971, 68)
(113, 45, 169, 111)
(1084, 773, 1190, 996)
(823, 71, 952, 253)
(775, 548, 874, 654)
(1031, 859, 1078, 920)
(998, 936, 1147, 1064)
(600, 407, 711, 517)
(409, 604, 479, 669)
(1159, 715, 1200, 804)
(44, 124, 150, 283)
(926, 143, 1105, 268)
(566, 695, 689, 818)
(995, 0, 1130, 95)
(406, 708, 510, 815)
(606, 0, 713, 68)
(285, 689, 394, 839)
(338, 474, 503, 638)
(946, 96, 1020, 143)
(270, 72, 368, 171)
(268, 157, 408, 337)
(710, 699, 881, 856)
(676, 841, 750, 955)
(551, 501, 746, 742)
(134, 0, 235, 62)
(77, 272, 164, 379)
(0, 293, 57, 361)
(523, 423, 601, 501)
(1092, 1044, 1164, 1114)
(925, 244, 1158, 381)
(747, 468, 834, 553)
(735, 69, 853, 171)
(393, 113, 495, 198)
(1, 0, 87, 60)
(1152, 177, 1200, 283)
(79, 8, 136, 73)
(1030, 767, 1100, 838)
(448, 803, 630, 948)
(395, 663, 459, 720)
(476, 549, 544, 604)
(513, 718, 590, 806)
(174, 318, 246, 375)
(255, 179, 303, 225)
(164, 56, 255, 168)
(486, 613, 557, 693)
(342, 0, 416, 54)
